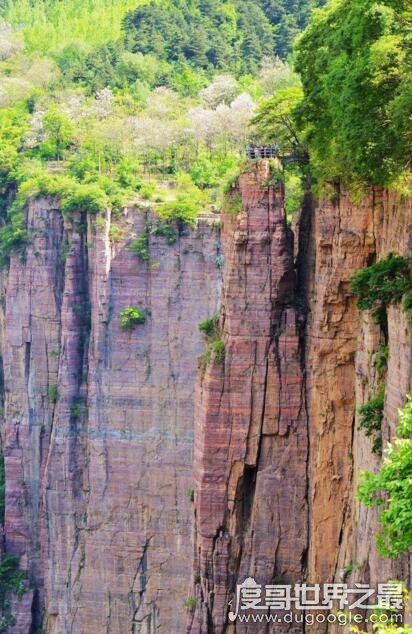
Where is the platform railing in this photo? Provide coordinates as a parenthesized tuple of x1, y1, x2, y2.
(246, 145, 309, 165)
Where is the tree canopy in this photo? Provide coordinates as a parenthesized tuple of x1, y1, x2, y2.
(294, 0, 412, 186)
(122, 0, 323, 75)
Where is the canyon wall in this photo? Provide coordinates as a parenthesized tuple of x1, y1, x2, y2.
(0, 164, 411, 634)
(305, 188, 412, 599)
(0, 199, 221, 633)
(189, 169, 412, 632)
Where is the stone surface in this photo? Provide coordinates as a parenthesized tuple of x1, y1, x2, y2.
(1, 174, 411, 634)
(305, 188, 412, 631)
(0, 200, 221, 633)
(189, 162, 308, 633)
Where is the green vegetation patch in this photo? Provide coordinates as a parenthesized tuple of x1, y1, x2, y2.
(198, 314, 225, 370)
(70, 398, 85, 420)
(198, 314, 219, 338)
(151, 221, 178, 245)
(223, 191, 242, 216)
(47, 384, 58, 404)
(350, 254, 412, 324)
(375, 343, 389, 375)
(0, 0, 325, 267)
(184, 597, 196, 610)
(61, 183, 109, 215)
(358, 388, 385, 454)
(119, 306, 146, 330)
(158, 185, 205, 226)
(358, 396, 412, 558)
(130, 232, 150, 263)
(123, 0, 318, 76)
(0, 554, 28, 629)
(129, 219, 179, 265)
(294, 0, 412, 187)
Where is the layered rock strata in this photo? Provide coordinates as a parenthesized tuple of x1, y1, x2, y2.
(0, 200, 221, 633)
(189, 161, 308, 633)
(1, 170, 411, 634)
(305, 188, 412, 631)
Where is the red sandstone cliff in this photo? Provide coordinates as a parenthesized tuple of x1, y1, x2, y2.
(305, 188, 412, 626)
(0, 200, 221, 633)
(188, 162, 308, 633)
(0, 164, 411, 634)
(188, 170, 412, 632)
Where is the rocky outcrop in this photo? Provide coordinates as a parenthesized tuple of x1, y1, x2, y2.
(305, 187, 412, 628)
(189, 162, 308, 633)
(0, 199, 222, 633)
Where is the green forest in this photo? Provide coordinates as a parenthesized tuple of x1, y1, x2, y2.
(0, 0, 410, 261)
(0, 0, 324, 260)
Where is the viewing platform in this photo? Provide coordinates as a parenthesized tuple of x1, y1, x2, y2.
(246, 144, 309, 165)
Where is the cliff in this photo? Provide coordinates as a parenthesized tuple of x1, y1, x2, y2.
(0, 164, 411, 634)
(0, 200, 221, 633)
(188, 161, 308, 633)
(306, 188, 412, 601)
(188, 168, 412, 632)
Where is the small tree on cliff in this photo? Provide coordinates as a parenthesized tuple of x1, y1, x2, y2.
(250, 85, 304, 149)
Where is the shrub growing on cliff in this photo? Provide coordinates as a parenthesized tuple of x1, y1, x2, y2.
(350, 254, 412, 324)
(375, 344, 389, 375)
(358, 396, 412, 558)
(210, 339, 225, 363)
(358, 389, 385, 454)
(119, 306, 145, 330)
(151, 221, 178, 245)
(198, 313, 225, 371)
(198, 338, 225, 371)
(70, 399, 84, 420)
(402, 291, 412, 319)
(0, 553, 27, 632)
(47, 384, 58, 404)
(130, 233, 150, 263)
(0, 220, 28, 268)
(0, 556, 26, 602)
(184, 598, 196, 610)
(198, 314, 219, 338)
(61, 183, 109, 215)
(222, 191, 242, 216)
(0, 554, 27, 629)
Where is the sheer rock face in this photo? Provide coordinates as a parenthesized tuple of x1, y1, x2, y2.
(189, 162, 308, 633)
(189, 178, 412, 633)
(305, 188, 412, 631)
(0, 199, 221, 633)
(1, 173, 412, 634)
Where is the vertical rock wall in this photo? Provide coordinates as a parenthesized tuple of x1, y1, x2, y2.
(1, 169, 411, 634)
(190, 176, 412, 633)
(189, 161, 308, 633)
(305, 188, 412, 630)
(0, 200, 222, 633)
